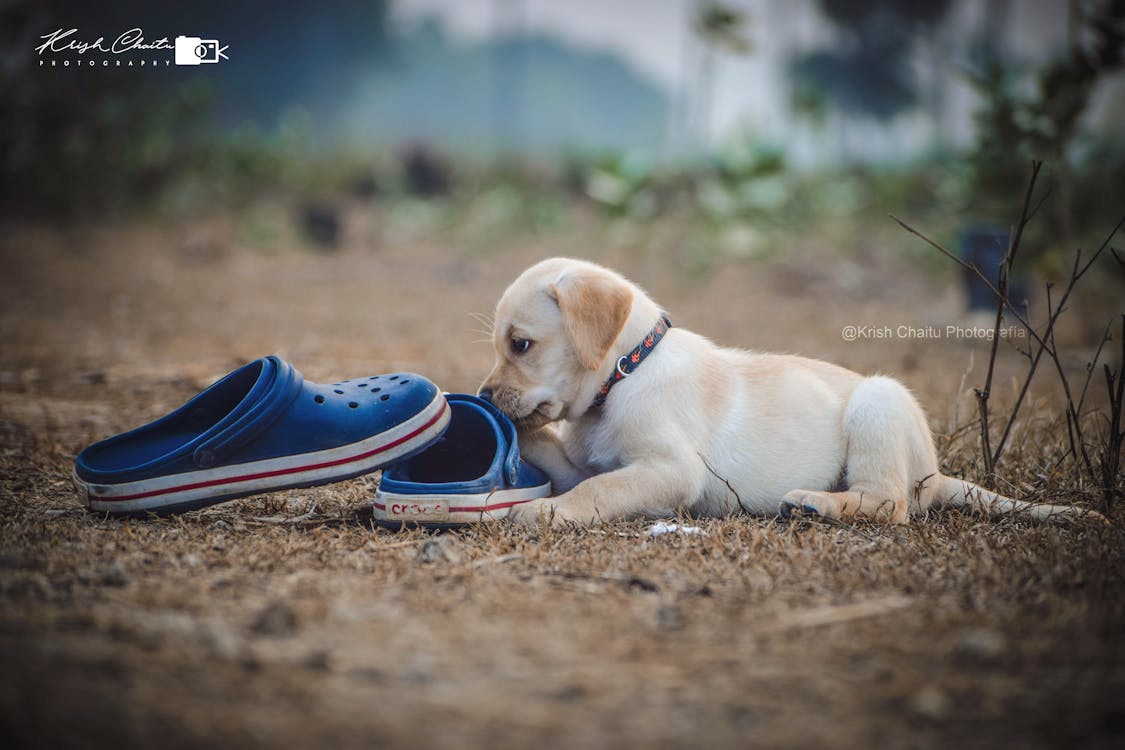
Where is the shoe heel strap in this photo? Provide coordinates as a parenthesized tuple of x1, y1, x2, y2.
(192, 357, 304, 468)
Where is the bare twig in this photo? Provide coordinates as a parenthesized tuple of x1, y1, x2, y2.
(470, 552, 524, 568)
(890, 215, 1046, 350)
(1110, 247, 1124, 276)
(1005, 160, 1043, 272)
(760, 595, 913, 633)
(699, 452, 750, 514)
(250, 500, 320, 525)
(1076, 321, 1114, 417)
(894, 160, 1124, 496)
(1077, 216, 1125, 280)
(1045, 274, 1098, 480)
(975, 160, 1043, 478)
(1099, 315, 1125, 511)
(1007, 234, 1120, 480)
(989, 243, 1105, 466)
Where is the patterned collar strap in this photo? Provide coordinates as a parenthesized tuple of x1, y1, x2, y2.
(591, 314, 672, 409)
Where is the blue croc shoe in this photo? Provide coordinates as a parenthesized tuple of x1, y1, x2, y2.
(74, 356, 450, 516)
(373, 393, 551, 528)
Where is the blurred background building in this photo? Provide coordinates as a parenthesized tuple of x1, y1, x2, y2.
(394, 0, 1125, 165)
(7, 0, 1123, 161)
(2, 0, 1122, 273)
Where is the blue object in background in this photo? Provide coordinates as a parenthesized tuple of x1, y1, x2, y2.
(959, 225, 1030, 314)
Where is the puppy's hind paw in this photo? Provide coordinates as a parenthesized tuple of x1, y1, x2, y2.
(778, 500, 817, 520)
(779, 490, 833, 520)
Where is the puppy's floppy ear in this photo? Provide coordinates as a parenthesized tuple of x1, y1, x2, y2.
(549, 270, 633, 370)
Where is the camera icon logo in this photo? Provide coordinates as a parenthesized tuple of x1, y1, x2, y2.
(174, 36, 228, 65)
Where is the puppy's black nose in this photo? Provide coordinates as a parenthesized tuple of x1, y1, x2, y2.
(477, 388, 493, 403)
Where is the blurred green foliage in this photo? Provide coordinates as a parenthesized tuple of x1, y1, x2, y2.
(0, 67, 335, 219)
(1, 71, 206, 217)
(0, 0, 393, 218)
(791, 0, 952, 123)
(963, 0, 1125, 252)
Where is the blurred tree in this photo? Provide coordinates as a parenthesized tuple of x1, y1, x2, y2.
(0, 0, 394, 216)
(964, 0, 1125, 240)
(788, 0, 952, 158)
(691, 1, 752, 148)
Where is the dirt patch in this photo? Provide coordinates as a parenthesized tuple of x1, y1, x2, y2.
(1, 218, 1122, 749)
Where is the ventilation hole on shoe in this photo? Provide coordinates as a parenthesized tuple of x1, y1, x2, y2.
(399, 379, 410, 386)
(372, 387, 381, 393)
(357, 383, 368, 388)
(369, 375, 379, 380)
(334, 389, 344, 395)
(348, 401, 359, 409)
(389, 375, 399, 380)
(314, 395, 325, 404)
(380, 394, 390, 401)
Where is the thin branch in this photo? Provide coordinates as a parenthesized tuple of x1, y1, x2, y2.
(1076, 320, 1113, 417)
(1076, 214, 1125, 281)
(1110, 247, 1124, 276)
(976, 160, 1043, 477)
(1005, 159, 1043, 272)
(991, 249, 1094, 468)
(893, 204, 1125, 473)
(699, 452, 750, 514)
(1024, 182, 1054, 226)
(1099, 315, 1125, 511)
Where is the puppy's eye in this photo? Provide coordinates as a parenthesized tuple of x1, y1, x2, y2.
(510, 338, 533, 355)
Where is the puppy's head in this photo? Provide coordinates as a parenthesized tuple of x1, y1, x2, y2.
(480, 258, 633, 427)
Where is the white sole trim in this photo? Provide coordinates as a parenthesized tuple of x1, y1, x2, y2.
(373, 482, 551, 525)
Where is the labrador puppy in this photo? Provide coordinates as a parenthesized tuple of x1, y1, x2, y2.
(480, 257, 1101, 526)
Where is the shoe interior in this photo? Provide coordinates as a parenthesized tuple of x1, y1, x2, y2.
(80, 361, 263, 472)
(400, 400, 495, 483)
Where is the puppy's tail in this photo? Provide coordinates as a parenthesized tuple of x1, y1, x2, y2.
(933, 474, 1108, 524)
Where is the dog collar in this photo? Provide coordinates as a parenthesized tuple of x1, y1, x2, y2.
(591, 314, 672, 409)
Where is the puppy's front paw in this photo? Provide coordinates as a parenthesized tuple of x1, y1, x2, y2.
(508, 498, 563, 526)
(780, 490, 839, 520)
(508, 497, 598, 527)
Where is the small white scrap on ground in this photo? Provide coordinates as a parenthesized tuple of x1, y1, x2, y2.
(647, 522, 706, 537)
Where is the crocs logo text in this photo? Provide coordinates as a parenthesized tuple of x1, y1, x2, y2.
(389, 501, 449, 520)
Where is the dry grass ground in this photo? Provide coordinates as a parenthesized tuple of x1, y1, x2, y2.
(1, 213, 1122, 749)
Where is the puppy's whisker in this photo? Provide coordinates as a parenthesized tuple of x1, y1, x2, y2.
(468, 311, 495, 334)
